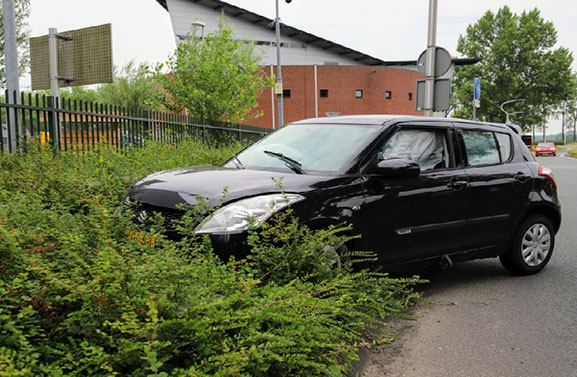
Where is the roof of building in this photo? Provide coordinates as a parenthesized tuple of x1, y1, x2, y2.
(156, 0, 479, 67)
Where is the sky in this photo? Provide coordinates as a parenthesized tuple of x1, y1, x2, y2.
(26, 0, 577, 131)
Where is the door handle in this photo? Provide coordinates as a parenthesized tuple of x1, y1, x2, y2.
(447, 180, 468, 190)
(514, 172, 530, 181)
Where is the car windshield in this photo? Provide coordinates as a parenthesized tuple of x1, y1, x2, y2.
(231, 123, 380, 173)
(539, 143, 554, 147)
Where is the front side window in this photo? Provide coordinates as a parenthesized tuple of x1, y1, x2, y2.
(462, 130, 500, 166)
(379, 128, 448, 171)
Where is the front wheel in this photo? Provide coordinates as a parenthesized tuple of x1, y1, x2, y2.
(500, 215, 554, 275)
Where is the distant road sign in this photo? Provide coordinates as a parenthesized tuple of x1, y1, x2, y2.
(474, 78, 481, 100)
(417, 47, 452, 78)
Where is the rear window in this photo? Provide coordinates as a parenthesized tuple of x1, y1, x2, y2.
(462, 130, 512, 166)
(495, 132, 512, 161)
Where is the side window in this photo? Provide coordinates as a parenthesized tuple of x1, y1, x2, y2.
(462, 130, 500, 166)
(379, 128, 449, 171)
(495, 132, 512, 161)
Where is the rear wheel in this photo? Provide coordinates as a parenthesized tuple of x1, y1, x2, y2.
(500, 215, 554, 275)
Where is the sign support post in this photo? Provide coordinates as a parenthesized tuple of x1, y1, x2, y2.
(424, 0, 438, 117)
(473, 77, 481, 120)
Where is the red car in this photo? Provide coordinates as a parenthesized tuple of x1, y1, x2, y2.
(535, 142, 557, 156)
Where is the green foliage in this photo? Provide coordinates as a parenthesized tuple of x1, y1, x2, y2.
(452, 6, 577, 131)
(0, 141, 422, 376)
(59, 61, 165, 111)
(0, 0, 30, 87)
(98, 61, 165, 111)
(158, 14, 275, 123)
(59, 86, 101, 103)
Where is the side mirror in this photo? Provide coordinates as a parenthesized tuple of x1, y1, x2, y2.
(374, 158, 420, 178)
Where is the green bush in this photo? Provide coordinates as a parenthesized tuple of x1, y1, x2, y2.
(0, 142, 422, 376)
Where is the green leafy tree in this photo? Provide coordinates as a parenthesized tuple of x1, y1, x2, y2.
(563, 98, 577, 142)
(59, 86, 100, 104)
(0, 0, 30, 87)
(98, 61, 164, 112)
(158, 15, 274, 123)
(58, 61, 164, 111)
(452, 6, 577, 131)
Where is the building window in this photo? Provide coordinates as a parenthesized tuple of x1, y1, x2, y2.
(320, 89, 329, 98)
(385, 91, 392, 99)
(283, 89, 291, 98)
(355, 90, 363, 98)
(408, 92, 413, 101)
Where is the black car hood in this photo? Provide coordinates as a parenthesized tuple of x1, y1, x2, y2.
(128, 165, 345, 208)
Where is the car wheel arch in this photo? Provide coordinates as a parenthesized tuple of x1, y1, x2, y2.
(508, 205, 561, 246)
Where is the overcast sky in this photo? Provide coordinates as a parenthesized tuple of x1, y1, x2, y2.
(27, 0, 577, 131)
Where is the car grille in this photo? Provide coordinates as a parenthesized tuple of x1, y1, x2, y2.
(123, 199, 192, 238)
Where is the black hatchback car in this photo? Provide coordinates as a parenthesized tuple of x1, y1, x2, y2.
(125, 115, 561, 275)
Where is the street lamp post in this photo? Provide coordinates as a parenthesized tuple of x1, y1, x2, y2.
(191, 21, 206, 40)
(500, 99, 525, 124)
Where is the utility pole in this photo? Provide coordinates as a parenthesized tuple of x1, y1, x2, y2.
(2, 0, 21, 152)
(423, 0, 438, 117)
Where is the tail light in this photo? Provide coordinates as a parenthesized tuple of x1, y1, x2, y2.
(538, 166, 557, 190)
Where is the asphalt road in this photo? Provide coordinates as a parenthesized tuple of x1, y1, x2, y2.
(365, 153, 577, 377)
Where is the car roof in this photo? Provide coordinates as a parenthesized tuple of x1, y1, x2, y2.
(290, 114, 518, 133)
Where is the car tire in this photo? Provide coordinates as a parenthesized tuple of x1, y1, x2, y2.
(499, 215, 554, 275)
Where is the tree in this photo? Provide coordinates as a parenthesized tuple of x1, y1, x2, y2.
(564, 98, 577, 142)
(97, 61, 164, 112)
(0, 0, 30, 88)
(58, 61, 165, 111)
(158, 15, 274, 123)
(452, 6, 577, 132)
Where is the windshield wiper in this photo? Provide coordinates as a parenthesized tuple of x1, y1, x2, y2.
(263, 150, 306, 175)
(231, 155, 245, 169)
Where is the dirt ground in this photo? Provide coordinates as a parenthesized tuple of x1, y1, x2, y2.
(360, 304, 428, 377)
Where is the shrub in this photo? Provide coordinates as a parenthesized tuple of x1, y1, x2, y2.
(0, 142, 422, 376)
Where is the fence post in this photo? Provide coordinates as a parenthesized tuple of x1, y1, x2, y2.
(46, 96, 60, 150)
(145, 110, 153, 143)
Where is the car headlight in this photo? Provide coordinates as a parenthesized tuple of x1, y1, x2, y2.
(195, 193, 305, 234)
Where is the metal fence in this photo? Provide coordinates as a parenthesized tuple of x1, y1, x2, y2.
(1, 91, 272, 153)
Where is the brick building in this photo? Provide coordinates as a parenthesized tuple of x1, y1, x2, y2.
(155, 0, 474, 128)
(253, 65, 423, 129)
